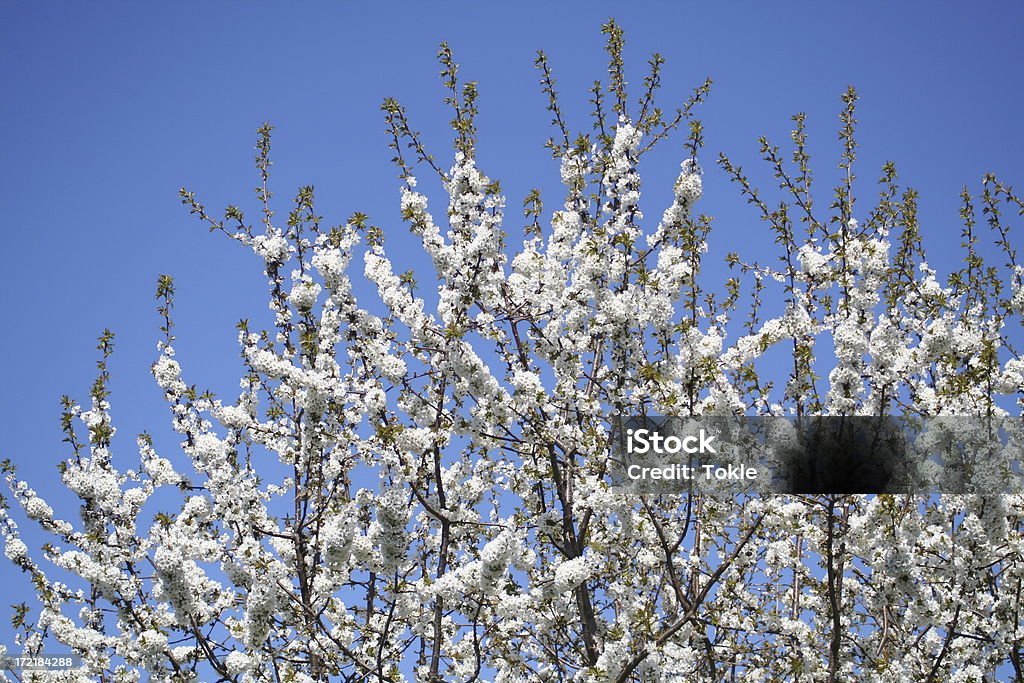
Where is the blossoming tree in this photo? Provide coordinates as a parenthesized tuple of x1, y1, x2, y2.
(3, 20, 1024, 683)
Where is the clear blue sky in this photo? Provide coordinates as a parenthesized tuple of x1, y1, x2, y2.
(1, 0, 1023, 647)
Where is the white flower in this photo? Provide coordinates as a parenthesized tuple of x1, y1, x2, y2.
(560, 149, 588, 187)
(138, 629, 168, 655)
(24, 497, 53, 521)
(253, 233, 289, 262)
(225, 650, 251, 675)
(797, 243, 829, 274)
(510, 369, 544, 397)
(288, 277, 321, 311)
(216, 404, 252, 429)
(378, 355, 407, 382)
(675, 158, 702, 208)
(4, 538, 28, 562)
(551, 556, 593, 593)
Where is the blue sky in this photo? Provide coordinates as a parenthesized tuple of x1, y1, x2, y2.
(1, 0, 1023, 658)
